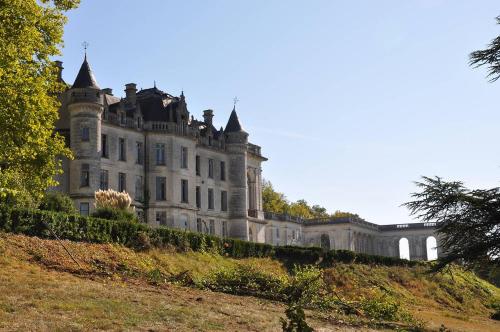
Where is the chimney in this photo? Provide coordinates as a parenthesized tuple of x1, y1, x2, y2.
(203, 109, 214, 125)
(54, 60, 63, 81)
(102, 88, 113, 95)
(125, 83, 137, 104)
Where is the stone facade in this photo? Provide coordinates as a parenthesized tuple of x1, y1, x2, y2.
(54, 57, 440, 260)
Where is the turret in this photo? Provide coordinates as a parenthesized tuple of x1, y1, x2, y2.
(203, 109, 214, 126)
(67, 55, 103, 210)
(224, 107, 249, 240)
(125, 83, 137, 105)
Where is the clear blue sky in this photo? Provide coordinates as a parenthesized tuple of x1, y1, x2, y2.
(60, 0, 500, 225)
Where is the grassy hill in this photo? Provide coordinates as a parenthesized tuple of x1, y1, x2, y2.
(0, 232, 499, 331)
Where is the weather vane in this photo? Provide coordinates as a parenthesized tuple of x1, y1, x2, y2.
(82, 41, 89, 56)
(233, 96, 239, 108)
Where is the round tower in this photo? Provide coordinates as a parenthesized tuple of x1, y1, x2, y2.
(67, 55, 103, 212)
(224, 108, 249, 240)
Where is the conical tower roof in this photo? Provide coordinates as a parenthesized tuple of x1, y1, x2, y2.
(72, 55, 100, 89)
(224, 108, 246, 133)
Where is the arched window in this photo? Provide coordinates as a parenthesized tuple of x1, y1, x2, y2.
(426, 236, 438, 261)
(399, 238, 410, 260)
(320, 234, 330, 250)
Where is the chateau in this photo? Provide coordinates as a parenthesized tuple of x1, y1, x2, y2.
(54, 56, 440, 261)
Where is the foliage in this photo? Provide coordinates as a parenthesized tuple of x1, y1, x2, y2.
(470, 16, 500, 82)
(262, 180, 290, 215)
(92, 207, 138, 223)
(0, 204, 423, 268)
(281, 305, 313, 332)
(360, 294, 401, 321)
(94, 189, 134, 211)
(39, 192, 76, 214)
(288, 199, 314, 219)
(323, 250, 420, 267)
(0, 0, 79, 206)
(262, 179, 359, 220)
(200, 264, 287, 300)
(404, 176, 500, 269)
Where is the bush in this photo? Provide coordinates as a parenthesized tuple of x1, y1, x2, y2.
(92, 207, 138, 223)
(0, 204, 425, 268)
(200, 265, 287, 301)
(39, 192, 76, 214)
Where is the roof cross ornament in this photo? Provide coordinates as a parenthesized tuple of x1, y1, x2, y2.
(233, 96, 239, 110)
(82, 41, 89, 59)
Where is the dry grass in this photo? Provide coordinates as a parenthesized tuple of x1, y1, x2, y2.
(0, 232, 499, 331)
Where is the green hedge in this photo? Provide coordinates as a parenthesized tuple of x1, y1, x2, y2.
(0, 205, 421, 267)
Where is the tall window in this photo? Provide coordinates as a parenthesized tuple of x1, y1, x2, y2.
(156, 176, 166, 201)
(119, 138, 126, 161)
(155, 143, 165, 165)
(156, 211, 167, 226)
(181, 179, 189, 203)
(220, 161, 226, 181)
(208, 188, 214, 210)
(208, 159, 214, 178)
(118, 172, 126, 192)
(196, 218, 202, 232)
(195, 155, 200, 175)
(196, 186, 201, 208)
(80, 164, 89, 187)
(81, 126, 90, 141)
(101, 134, 108, 158)
(181, 147, 188, 169)
(135, 175, 143, 201)
(120, 112, 126, 125)
(136, 142, 143, 164)
(222, 221, 228, 237)
(79, 202, 90, 216)
(209, 219, 215, 235)
(99, 169, 108, 190)
(221, 190, 228, 212)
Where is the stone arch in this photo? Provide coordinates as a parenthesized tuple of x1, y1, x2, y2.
(399, 237, 410, 260)
(426, 236, 438, 261)
(320, 234, 330, 250)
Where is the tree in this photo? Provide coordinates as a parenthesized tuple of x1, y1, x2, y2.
(39, 191, 76, 214)
(311, 204, 329, 218)
(0, 0, 79, 206)
(470, 15, 500, 82)
(404, 176, 500, 270)
(289, 199, 314, 219)
(262, 180, 290, 214)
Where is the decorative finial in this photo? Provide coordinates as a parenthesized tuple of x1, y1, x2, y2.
(154, 80, 157, 88)
(82, 41, 89, 59)
(233, 96, 239, 110)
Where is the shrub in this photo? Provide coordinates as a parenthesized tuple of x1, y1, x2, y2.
(39, 192, 76, 214)
(95, 189, 134, 211)
(200, 265, 287, 301)
(281, 305, 313, 332)
(92, 207, 138, 223)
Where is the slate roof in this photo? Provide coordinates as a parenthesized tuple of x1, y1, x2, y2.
(72, 56, 100, 89)
(224, 109, 245, 133)
(136, 87, 180, 122)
